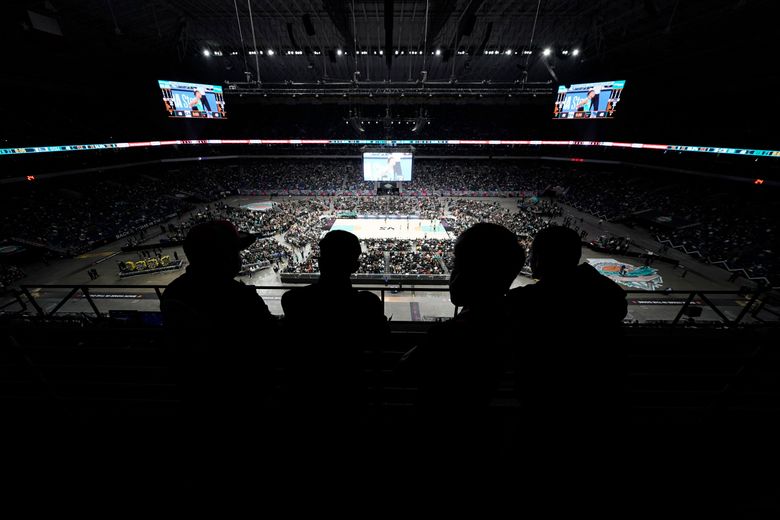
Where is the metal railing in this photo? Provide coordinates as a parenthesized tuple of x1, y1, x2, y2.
(3, 284, 777, 327)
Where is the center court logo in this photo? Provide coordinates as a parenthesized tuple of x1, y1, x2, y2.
(586, 258, 663, 290)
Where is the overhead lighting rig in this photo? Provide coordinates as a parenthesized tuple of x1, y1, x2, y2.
(223, 80, 553, 100)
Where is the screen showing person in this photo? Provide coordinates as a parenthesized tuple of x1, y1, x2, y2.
(363, 152, 413, 181)
(553, 80, 625, 119)
(158, 80, 226, 119)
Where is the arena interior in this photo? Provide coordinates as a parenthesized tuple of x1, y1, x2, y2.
(1, 0, 779, 509)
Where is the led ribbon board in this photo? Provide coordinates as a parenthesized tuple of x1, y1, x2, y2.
(1, 139, 779, 158)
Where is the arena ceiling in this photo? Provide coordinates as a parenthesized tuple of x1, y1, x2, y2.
(10, 0, 755, 86)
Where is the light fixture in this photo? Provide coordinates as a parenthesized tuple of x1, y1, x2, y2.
(435, 49, 441, 56)
(572, 48, 580, 56)
(202, 49, 211, 57)
(505, 49, 512, 55)
(267, 49, 275, 55)
(337, 49, 343, 56)
(543, 48, 552, 56)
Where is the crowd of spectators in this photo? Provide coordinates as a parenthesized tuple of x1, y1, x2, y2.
(554, 170, 777, 282)
(1, 158, 776, 283)
(332, 196, 445, 217)
(0, 264, 26, 290)
(446, 199, 552, 241)
(240, 239, 289, 269)
(1, 174, 192, 255)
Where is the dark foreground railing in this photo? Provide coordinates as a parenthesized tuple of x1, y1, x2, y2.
(2, 284, 777, 326)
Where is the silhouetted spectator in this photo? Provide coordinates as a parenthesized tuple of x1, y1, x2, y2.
(162, 220, 272, 327)
(281, 230, 388, 436)
(507, 225, 626, 426)
(160, 220, 274, 430)
(398, 223, 525, 450)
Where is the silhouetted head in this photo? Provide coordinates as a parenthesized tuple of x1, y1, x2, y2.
(529, 225, 582, 280)
(183, 220, 255, 279)
(318, 230, 361, 280)
(450, 223, 525, 308)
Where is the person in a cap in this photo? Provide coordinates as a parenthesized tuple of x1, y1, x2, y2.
(161, 219, 271, 328)
(160, 220, 274, 434)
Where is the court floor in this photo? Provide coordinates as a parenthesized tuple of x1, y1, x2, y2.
(329, 218, 451, 240)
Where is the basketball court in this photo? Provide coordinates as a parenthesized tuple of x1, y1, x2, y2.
(328, 218, 451, 240)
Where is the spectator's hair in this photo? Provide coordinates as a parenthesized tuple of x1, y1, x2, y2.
(450, 222, 525, 306)
(529, 225, 582, 279)
(318, 230, 361, 277)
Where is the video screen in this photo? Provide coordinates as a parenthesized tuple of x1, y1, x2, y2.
(553, 80, 625, 119)
(158, 80, 226, 119)
(363, 152, 413, 182)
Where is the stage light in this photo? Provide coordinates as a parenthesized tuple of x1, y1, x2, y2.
(505, 49, 512, 55)
(572, 48, 580, 56)
(379, 49, 383, 55)
(267, 49, 274, 55)
(435, 49, 441, 56)
(202, 49, 211, 57)
(337, 49, 343, 56)
(26, 175, 35, 181)
(543, 48, 552, 56)
(522, 50, 532, 55)
(754, 178, 765, 185)
(394, 49, 399, 55)
(562, 49, 569, 55)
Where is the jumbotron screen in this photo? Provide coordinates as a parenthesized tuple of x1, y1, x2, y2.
(553, 80, 625, 120)
(158, 80, 226, 119)
(363, 152, 413, 181)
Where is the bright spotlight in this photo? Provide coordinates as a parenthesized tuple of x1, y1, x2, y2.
(572, 48, 580, 56)
(267, 49, 275, 55)
(435, 49, 441, 56)
(505, 49, 513, 55)
(202, 49, 211, 57)
(543, 48, 552, 56)
(337, 49, 343, 56)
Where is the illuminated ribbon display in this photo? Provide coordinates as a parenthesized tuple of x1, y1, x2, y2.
(1, 139, 778, 158)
